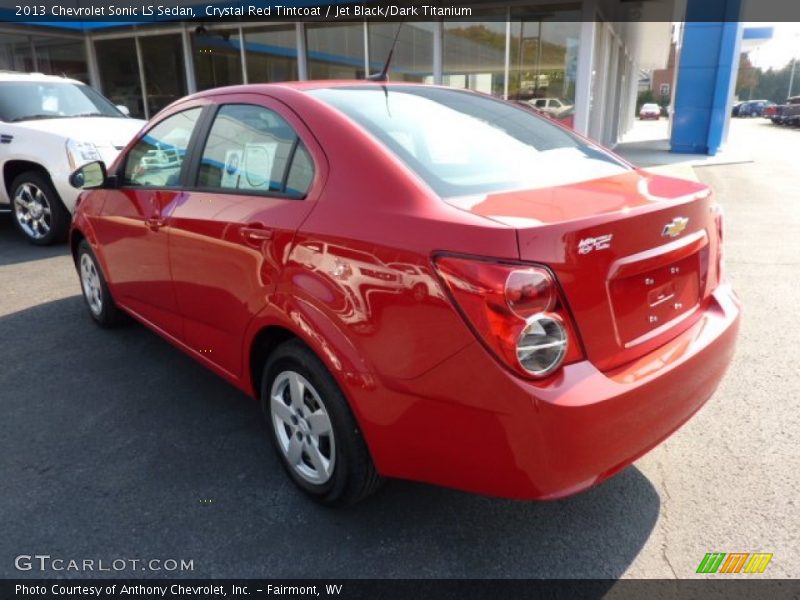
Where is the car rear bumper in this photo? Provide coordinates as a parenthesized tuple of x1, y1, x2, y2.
(354, 283, 740, 500)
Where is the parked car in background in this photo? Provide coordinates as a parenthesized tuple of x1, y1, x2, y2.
(770, 102, 786, 124)
(763, 103, 779, 119)
(516, 100, 574, 129)
(773, 96, 800, 126)
(69, 82, 739, 506)
(528, 97, 574, 118)
(639, 103, 661, 119)
(737, 99, 772, 117)
(0, 72, 144, 244)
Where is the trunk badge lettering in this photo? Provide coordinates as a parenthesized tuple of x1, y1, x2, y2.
(578, 234, 613, 255)
(663, 217, 689, 238)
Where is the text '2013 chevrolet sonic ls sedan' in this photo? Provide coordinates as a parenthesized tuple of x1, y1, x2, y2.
(68, 82, 740, 506)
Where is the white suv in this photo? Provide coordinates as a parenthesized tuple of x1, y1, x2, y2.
(529, 97, 574, 117)
(0, 72, 145, 244)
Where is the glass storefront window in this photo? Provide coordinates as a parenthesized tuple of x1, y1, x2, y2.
(306, 23, 365, 80)
(0, 34, 86, 80)
(140, 34, 188, 116)
(443, 12, 507, 97)
(31, 37, 88, 82)
(192, 28, 243, 91)
(367, 23, 434, 82)
(95, 38, 143, 118)
(509, 10, 580, 127)
(0, 34, 32, 72)
(243, 25, 298, 83)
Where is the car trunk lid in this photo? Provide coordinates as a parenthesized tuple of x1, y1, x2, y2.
(444, 170, 720, 371)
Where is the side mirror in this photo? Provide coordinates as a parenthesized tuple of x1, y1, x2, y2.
(69, 161, 107, 189)
(116, 104, 131, 117)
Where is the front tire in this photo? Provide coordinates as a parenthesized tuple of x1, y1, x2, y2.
(10, 171, 70, 245)
(261, 339, 382, 506)
(77, 240, 124, 327)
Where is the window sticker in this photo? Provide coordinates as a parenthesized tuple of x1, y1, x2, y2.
(220, 149, 243, 188)
(240, 142, 277, 190)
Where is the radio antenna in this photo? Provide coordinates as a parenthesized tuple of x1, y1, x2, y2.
(368, 22, 404, 82)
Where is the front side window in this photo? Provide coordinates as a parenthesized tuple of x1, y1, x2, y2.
(123, 108, 201, 187)
(0, 81, 124, 122)
(197, 104, 313, 197)
(309, 86, 629, 198)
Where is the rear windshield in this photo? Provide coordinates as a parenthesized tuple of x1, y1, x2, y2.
(308, 86, 629, 198)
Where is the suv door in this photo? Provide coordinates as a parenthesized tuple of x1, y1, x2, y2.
(95, 106, 203, 338)
(167, 95, 324, 377)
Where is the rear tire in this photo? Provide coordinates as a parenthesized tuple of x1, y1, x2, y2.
(261, 339, 382, 507)
(77, 240, 124, 327)
(10, 171, 70, 246)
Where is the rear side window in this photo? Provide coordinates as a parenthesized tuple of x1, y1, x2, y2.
(197, 104, 313, 197)
(123, 108, 201, 187)
(285, 145, 314, 196)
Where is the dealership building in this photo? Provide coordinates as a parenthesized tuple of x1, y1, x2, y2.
(0, 0, 751, 153)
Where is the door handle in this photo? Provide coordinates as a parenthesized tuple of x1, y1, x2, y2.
(240, 227, 274, 243)
(145, 217, 166, 231)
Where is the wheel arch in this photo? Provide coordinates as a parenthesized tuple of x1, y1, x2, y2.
(69, 228, 86, 265)
(244, 302, 374, 404)
(3, 160, 52, 196)
(249, 325, 298, 399)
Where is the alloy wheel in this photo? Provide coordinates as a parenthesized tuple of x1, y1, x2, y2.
(270, 370, 336, 485)
(13, 182, 51, 240)
(80, 253, 104, 316)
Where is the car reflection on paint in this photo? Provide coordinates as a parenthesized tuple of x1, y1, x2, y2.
(290, 241, 440, 331)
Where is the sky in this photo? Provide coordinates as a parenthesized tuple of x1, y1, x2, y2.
(745, 23, 800, 70)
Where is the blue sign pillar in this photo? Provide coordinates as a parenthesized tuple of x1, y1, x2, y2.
(670, 0, 743, 155)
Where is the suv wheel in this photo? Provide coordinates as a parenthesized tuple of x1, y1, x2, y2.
(261, 339, 383, 506)
(10, 171, 70, 245)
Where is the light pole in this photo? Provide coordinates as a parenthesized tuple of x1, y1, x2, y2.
(787, 30, 800, 99)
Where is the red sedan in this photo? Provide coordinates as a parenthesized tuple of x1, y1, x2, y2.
(639, 103, 662, 120)
(68, 82, 740, 506)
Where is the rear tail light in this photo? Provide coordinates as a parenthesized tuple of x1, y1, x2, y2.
(433, 255, 583, 380)
(712, 204, 725, 283)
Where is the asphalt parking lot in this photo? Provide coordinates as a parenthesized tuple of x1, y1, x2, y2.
(1, 118, 798, 579)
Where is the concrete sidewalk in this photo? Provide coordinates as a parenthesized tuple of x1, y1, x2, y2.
(613, 119, 755, 181)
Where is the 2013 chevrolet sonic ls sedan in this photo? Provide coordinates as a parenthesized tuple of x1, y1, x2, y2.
(68, 82, 740, 506)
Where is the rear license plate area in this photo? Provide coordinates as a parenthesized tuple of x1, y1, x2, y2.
(610, 252, 700, 346)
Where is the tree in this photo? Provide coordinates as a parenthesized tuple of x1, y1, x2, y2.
(637, 89, 655, 111)
(752, 62, 796, 102)
(735, 53, 760, 99)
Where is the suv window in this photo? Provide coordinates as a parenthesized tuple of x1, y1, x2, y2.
(0, 81, 123, 122)
(197, 104, 314, 197)
(123, 108, 201, 187)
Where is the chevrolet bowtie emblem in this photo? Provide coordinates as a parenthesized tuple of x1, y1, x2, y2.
(662, 217, 689, 238)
